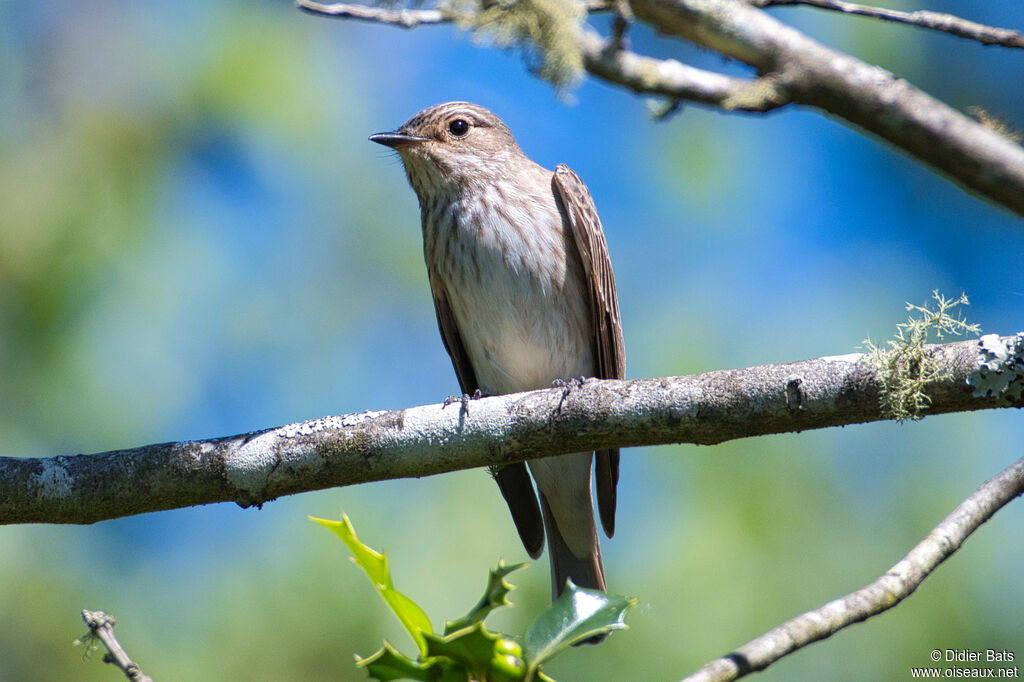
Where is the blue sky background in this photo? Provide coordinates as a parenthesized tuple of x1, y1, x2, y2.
(0, 1, 1022, 680)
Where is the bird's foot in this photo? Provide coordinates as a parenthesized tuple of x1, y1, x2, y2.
(554, 376, 587, 411)
(443, 389, 484, 419)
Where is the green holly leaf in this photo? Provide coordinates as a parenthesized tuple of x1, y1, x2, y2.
(357, 642, 438, 682)
(444, 561, 528, 635)
(357, 642, 474, 682)
(523, 581, 635, 670)
(311, 514, 433, 656)
(424, 623, 501, 679)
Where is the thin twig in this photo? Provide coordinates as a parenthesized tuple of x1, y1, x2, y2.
(751, 0, 1024, 48)
(296, 0, 450, 27)
(682, 454, 1024, 681)
(296, 0, 616, 24)
(78, 611, 153, 682)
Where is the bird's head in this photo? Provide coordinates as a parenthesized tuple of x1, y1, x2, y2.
(370, 102, 525, 195)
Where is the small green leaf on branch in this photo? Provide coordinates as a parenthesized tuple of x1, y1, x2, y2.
(523, 581, 635, 670)
(311, 513, 434, 655)
(356, 642, 441, 682)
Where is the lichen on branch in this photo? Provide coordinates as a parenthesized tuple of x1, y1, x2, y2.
(969, 333, 1024, 406)
(864, 290, 981, 421)
(445, 0, 585, 88)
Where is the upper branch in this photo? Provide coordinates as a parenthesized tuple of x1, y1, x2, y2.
(751, 0, 1024, 49)
(298, 0, 450, 27)
(1, 335, 1017, 526)
(625, 0, 1024, 216)
(299, 0, 1024, 216)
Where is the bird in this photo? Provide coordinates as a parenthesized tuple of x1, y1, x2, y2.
(369, 101, 624, 609)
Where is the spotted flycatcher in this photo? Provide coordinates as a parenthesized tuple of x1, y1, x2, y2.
(370, 102, 624, 605)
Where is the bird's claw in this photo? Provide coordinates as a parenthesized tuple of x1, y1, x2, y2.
(444, 390, 485, 419)
(554, 376, 587, 411)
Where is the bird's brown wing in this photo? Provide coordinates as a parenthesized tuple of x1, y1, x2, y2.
(552, 164, 625, 538)
(430, 284, 545, 559)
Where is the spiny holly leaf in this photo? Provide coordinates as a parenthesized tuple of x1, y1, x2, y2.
(424, 623, 501, 679)
(357, 642, 439, 682)
(311, 514, 433, 656)
(358, 642, 474, 682)
(523, 581, 635, 670)
(427, 625, 533, 682)
(444, 561, 528, 635)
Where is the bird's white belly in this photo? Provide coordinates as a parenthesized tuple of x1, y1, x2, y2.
(451, 272, 592, 395)
(442, 202, 593, 395)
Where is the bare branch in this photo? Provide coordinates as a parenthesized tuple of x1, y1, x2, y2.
(683, 454, 1024, 682)
(77, 611, 153, 682)
(577, 30, 788, 111)
(625, 0, 1024, 216)
(751, 0, 1024, 49)
(297, 0, 451, 27)
(1, 335, 1017, 526)
(295, 0, 613, 25)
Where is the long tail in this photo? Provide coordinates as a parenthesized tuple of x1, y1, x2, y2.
(539, 490, 606, 597)
(538, 491, 608, 645)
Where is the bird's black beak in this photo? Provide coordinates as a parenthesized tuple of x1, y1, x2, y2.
(369, 131, 429, 149)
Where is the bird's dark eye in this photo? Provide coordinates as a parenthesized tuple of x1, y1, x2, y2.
(448, 118, 470, 137)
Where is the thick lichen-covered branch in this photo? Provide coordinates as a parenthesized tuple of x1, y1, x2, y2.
(1, 335, 1017, 526)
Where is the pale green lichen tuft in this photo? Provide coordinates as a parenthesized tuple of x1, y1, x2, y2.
(969, 106, 1024, 144)
(863, 291, 981, 422)
(445, 0, 585, 90)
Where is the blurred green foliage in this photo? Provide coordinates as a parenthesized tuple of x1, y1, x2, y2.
(0, 1, 1021, 681)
